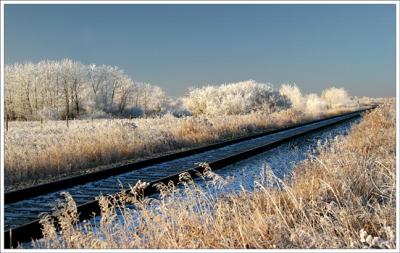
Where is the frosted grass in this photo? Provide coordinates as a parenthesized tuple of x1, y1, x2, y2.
(27, 118, 358, 248)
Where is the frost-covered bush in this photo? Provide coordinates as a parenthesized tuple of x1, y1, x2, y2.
(305, 93, 328, 114)
(356, 96, 388, 107)
(279, 84, 305, 110)
(183, 80, 291, 116)
(321, 87, 351, 108)
(279, 84, 349, 114)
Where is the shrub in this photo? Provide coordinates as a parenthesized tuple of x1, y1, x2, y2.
(183, 80, 291, 116)
(279, 84, 305, 110)
(321, 87, 351, 108)
(279, 84, 347, 114)
(305, 93, 328, 114)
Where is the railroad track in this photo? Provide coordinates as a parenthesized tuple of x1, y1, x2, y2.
(3, 106, 376, 248)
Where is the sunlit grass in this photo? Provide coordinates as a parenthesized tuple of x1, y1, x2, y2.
(5, 107, 356, 191)
(33, 102, 395, 249)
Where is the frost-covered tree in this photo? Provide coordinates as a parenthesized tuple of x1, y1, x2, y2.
(85, 64, 120, 113)
(279, 84, 352, 114)
(132, 82, 167, 116)
(183, 80, 291, 116)
(305, 93, 328, 114)
(57, 59, 86, 118)
(4, 59, 168, 120)
(5, 62, 37, 120)
(321, 87, 351, 108)
(279, 84, 305, 110)
(4, 65, 17, 120)
(114, 75, 136, 114)
(5, 59, 354, 121)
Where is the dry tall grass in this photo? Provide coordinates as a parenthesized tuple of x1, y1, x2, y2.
(5, 107, 355, 191)
(34, 102, 395, 249)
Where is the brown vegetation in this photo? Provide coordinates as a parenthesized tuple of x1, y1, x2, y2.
(5, 107, 354, 191)
(34, 102, 395, 249)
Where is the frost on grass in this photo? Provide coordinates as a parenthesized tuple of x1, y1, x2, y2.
(5, 102, 360, 191)
(33, 103, 395, 249)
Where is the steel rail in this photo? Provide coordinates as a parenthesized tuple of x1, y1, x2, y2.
(4, 106, 374, 204)
(3, 106, 376, 248)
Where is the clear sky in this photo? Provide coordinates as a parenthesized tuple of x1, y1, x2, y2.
(4, 4, 396, 97)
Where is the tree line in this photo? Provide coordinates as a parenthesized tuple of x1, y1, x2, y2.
(5, 59, 167, 120)
(5, 59, 353, 121)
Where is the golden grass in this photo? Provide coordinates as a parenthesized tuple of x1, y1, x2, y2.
(5, 106, 355, 191)
(33, 102, 395, 249)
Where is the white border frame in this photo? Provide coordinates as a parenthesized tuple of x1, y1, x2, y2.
(0, 1, 398, 252)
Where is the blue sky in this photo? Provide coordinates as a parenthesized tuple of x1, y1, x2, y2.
(5, 4, 396, 97)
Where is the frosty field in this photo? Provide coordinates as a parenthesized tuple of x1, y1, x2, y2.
(34, 102, 396, 249)
(5, 106, 355, 191)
